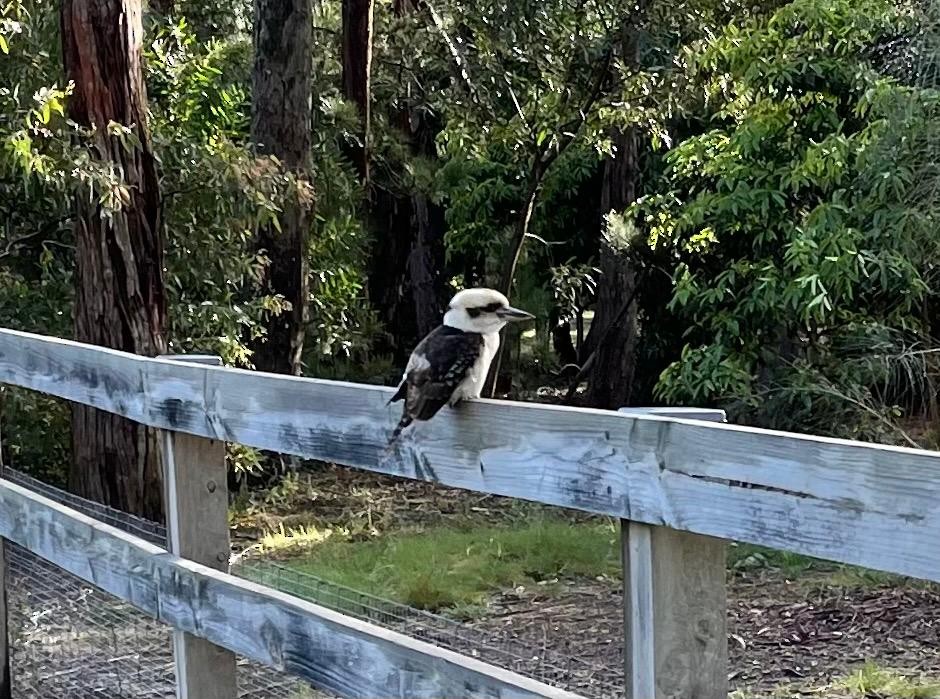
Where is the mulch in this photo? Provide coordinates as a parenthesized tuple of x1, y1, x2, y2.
(466, 573, 940, 697)
(728, 574, 940, 696)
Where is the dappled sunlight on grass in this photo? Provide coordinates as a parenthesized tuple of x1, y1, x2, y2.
(283, 517, 620, 612)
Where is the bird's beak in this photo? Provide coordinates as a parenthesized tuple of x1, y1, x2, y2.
(497, 306, 535, 322)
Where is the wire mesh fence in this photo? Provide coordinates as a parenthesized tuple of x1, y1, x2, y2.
(3, 468, 618, 699)
(3, 469, 315, 699)
(239, 560, 622, 697)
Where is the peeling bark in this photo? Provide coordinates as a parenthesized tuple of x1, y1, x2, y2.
(62, 0, 168, 520)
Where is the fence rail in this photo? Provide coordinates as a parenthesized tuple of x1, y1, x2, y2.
(1, 326, 939, 699)
(2, 327, 938, 581)
(0, 478, 576, 699)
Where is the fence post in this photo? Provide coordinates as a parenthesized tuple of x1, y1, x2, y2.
(0, 538, 9, 699)
(619, 407, 728, 699)
(0, 462, 10, 699)
(161, 355, 237, 699)
(0, 389, 11, 699)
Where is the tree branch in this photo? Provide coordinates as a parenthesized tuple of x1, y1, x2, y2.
(0, 217, 72, 260)
(421, 0, 479, 104)
(563, 266, 647, 404)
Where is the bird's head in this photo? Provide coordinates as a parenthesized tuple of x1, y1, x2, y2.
(443, 288, 535, 334)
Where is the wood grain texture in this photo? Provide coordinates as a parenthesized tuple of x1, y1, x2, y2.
(0, 541, 10, 699)
(161, 353, 237, 699)
(3, 328, 940, 581)
(649, 529, 726, 699)
(622, 521, 654, 699)
(0, 479, 583, 699)
(165, 432, 237, 699)
(0, 462, 9, 699)
(62, 0, 168, 522)
(620, 409, 727, 699)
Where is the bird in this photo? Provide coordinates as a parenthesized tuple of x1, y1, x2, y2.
(387, 288, 535, 441)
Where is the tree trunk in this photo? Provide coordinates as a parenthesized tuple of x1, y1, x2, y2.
(62, 0, 168, 520)
(582, 3, 649, 411)
(368, 0, 447, 360)
(341, 0, 373, 184)
(369, 187, 418, 360)
(250, 0, 313, 376)
(408, 192, 445, 337)
(408, 110, 447, 337)
(585, 125, 641, 409)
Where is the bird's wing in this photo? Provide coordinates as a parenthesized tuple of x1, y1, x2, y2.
(404, 327, 483, 421)
(389, 338, 432, 404)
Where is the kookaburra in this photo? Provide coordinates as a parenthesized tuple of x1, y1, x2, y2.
(388, 288, 534, 440)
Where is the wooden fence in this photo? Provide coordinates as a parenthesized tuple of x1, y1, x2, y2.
(0, 326, 939, 699)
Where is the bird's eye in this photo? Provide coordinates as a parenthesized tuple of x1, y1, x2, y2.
(467, 308, 482, 318)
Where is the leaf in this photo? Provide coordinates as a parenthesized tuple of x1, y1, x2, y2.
(0, 35, 8, 54)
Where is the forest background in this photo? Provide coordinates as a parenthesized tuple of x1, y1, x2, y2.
(2, 0, 940, 519)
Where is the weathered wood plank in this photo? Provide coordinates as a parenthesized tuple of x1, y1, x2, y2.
(0, 541, 10, 699)
(0, 459, 10, 699)
(647, 528, 727, 698)
(620, 409, 727, 699)
(2, 328, 940, 581)
(161, 354, 238, 699)
(622, 521, 654, 699)
(0, 478, 584, 699)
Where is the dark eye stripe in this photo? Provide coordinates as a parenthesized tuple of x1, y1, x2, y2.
(467, 302, 503, 318)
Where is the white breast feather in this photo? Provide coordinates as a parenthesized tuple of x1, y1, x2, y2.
(450, 332, 499, 404)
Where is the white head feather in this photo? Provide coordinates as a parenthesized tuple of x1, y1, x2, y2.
(442, 288, 534, 334)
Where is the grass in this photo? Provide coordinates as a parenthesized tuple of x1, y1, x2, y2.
(836, 662, 940, 698)
(727, 543, 918, 589)
(728, 543, 822, 578)
(260, 523, 913, 615)
(257, 522, 333, 552)
(281, 517, 620, 612)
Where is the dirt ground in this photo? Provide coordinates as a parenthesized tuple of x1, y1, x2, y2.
(235, 466, 940, 698)
(470, 574, 940, 697)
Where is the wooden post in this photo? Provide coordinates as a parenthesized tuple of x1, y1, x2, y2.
(0, 391, 11, 699)
(160, 355, 237, 699)
(0, 537, 10, 699)
(619, 407, 728, 699)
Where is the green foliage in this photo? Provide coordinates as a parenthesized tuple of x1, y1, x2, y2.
(632, 0, 938, 438)
(0, 387, 69, 485)
(2, 0, 940, 482)
(0, 5, 371, 477)
(147, 17, 372, 366)
(550, 261, 599, 325)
